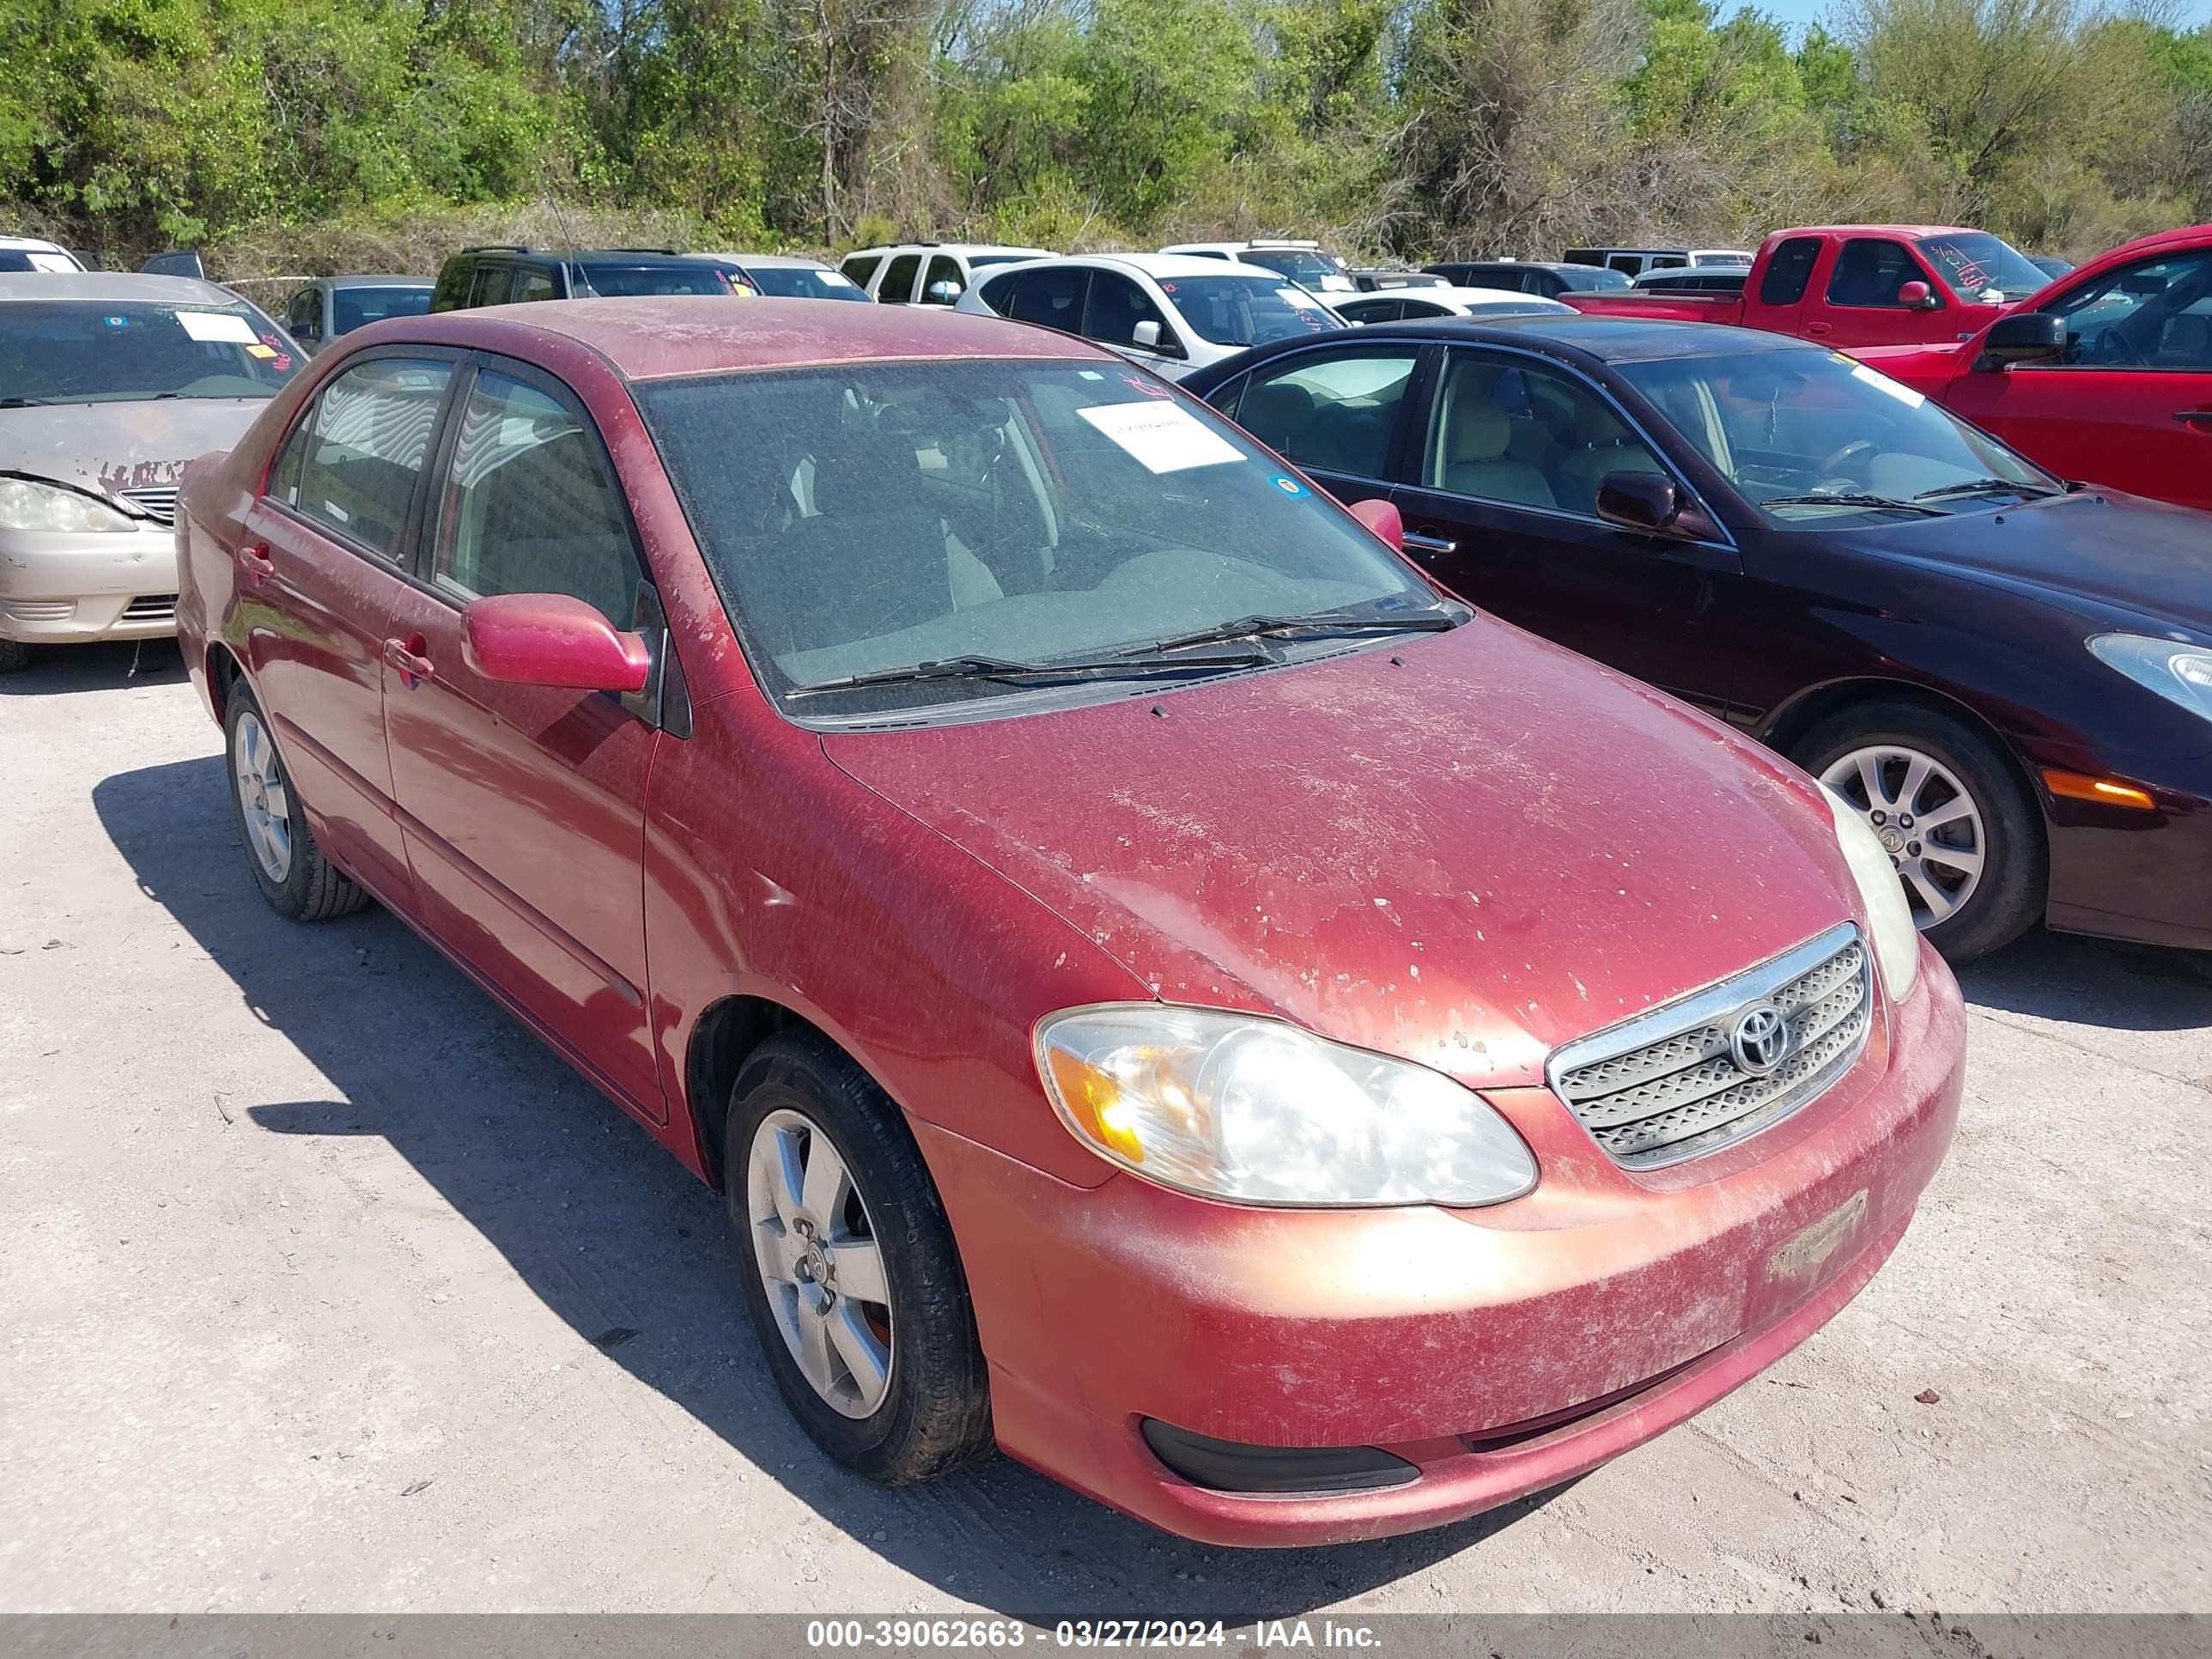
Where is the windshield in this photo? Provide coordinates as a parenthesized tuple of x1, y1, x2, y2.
(635, 359, 1437, 715)
(331, 286, 433, 333)
(577, 263, 733, 297)
(748, 265, 870, 301)
(0, 301, 301, 404)
(1241, 249, 1346, 288)
(1616, 348, 2057, 525)
(1156, 276, 1339, 347)
(1914, 234, 2048, 303)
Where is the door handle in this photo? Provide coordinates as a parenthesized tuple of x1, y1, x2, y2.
(238, 543, 275, 582)
(1402, 531, 1458, 555)
(1806, 322, 1832, 336)
(2172, 410, 2212, 428)
(382, 635, 436, 684)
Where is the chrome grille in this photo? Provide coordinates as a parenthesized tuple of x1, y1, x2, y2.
(118, 486, 179, 522)
(1547, 923, 1872, 1170)
(121, 593, 177, 621)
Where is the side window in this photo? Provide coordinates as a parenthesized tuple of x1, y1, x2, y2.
(280, 357, 453, 557)
(877, 253, 922, 305)
(1341, 298, 1401, 325)
(1826, 238, 1923, 309)
(287, 288, 319, 337)
(921, 254, 966, 305)
(975, 270, 1024, 316)
(1082, 270, 1174, 350)
(841, 253, 882, 290)
(511, 265, 557, 303)
(1202, 371, 1249, 422)
(1426, 350, 1669, 518)
(1395, 299, 1443, 319)
(432, 370, 641, 626)
(430, 262, 471, 313)
(2039, 251, 2212, 368)
(469, 264, 514, 307)
(1237, 347, 1419, 480)
(1009, 265, 1088, 331)
(1759, 237, 1823, 307)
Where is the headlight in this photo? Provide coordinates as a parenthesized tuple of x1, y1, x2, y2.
(2087, 633, 2212, 724)
(1035, 1005, 1537, 1207)
(1819, 783, 1922, 1001)
(0, 477, 138, 533)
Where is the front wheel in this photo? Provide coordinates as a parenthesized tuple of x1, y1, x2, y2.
(726, 1031, 993, 1484)
(1794, 701, 2045, 963)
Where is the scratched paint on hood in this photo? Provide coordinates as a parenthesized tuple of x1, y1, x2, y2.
(0, 399, 270, 500)
(823, 616, 1858, 1091)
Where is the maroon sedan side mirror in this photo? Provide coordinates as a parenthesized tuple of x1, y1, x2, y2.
(1347, 495, 1404, 551)
(1897, 280, 1940, 311)
(462, 592, 653, 694)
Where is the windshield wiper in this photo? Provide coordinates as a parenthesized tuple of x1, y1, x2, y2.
(1911, 477, 2063, 501)
(1760, 492, 1951, 517)
(784, 648, 1269, 701)
(1136, 607, 1461, 655)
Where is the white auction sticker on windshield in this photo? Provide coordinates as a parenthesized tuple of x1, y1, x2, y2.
(175, 310, 259, 343)
(819, 271, 856, 287)
(1078, 399, 1243, 472)
(1849, 362, 1926, 409)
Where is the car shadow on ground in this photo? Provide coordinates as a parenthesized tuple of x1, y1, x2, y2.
(1955, 927, 2212, 1030)
(0, 638, 188, 696)
(93, 753, 1548, 1620)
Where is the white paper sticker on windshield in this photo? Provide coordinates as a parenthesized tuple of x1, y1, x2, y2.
(1277, 287, 1323, 310)
(1078, 399, 1243, 473)
(1849, 362, 1926, 409)
(175, 310, 258, 343)
(819, 270, 856, 287)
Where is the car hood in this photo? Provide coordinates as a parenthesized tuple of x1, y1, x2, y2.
(0, 399, 270, 499)
(822, 619, 1858, 1090)
(1846, 490, 2212, 635)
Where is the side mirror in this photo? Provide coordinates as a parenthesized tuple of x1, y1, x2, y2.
(1131, 319, 1164, 350)
(1897, 280, 1940, 311)
(924, 280, 963, 304)
(461, 593, 652, 694)
(1977, 311, 2065, 370)
(1595, 472, 1682, 533)
(1347, 496, 1404, 551)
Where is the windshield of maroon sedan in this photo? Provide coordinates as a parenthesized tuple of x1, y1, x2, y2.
(0, 301, 301, 404)
(1616, 347, 2058, 524)
(635, 360, 1443, 713)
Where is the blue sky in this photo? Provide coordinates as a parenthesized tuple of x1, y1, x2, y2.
(1756, 0, 2212, 33)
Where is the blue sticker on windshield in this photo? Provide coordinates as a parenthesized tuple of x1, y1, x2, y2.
(105, 315, 127, 328)
(1272, 474, 1305, 496)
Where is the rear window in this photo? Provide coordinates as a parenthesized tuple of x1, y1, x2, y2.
(1156, 276, 1337, 347)
(577, 263, 733, 298)
(331, 286, 434, 334)
(0, 301, 300, 404)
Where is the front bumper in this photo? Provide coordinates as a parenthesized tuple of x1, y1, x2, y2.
(2040, 748, 2212, 951)
(916, 947, 1966, 1547)
(0, 525, 179, 642)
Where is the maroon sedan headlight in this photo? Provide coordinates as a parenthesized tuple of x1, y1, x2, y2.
(1035, 1004, 1537, 1207)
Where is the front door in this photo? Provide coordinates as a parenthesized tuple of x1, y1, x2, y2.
(381, 358, 665, 1121)
(1943, 246, 2212, 510)
(1389, 346, 1741, 720)
(242, 351, 459, 904)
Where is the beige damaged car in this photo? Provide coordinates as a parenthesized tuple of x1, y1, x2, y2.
(0, 273, 301, 672)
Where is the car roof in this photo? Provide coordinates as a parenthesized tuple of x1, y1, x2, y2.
(0, 271, 246, 306)
(0, 234, 70, 252)
(1435, 259, 1605, 274)
(1778, 224, 1977, 240)
(1038, 252, 1290, 281)
(1358, 285, 1549, 307)
(2075, 221, 2212, 270)
(847, 243, 1051, 258)
(398, 295, 1112, 380)
(1228, 313, 1818, 368)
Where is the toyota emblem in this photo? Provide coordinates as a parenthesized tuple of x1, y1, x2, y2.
(1729, 1002, 1789, 1076)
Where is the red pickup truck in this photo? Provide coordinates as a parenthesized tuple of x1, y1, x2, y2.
(1851, 223, 2212, 511)
(1563, 223, 2051, 347)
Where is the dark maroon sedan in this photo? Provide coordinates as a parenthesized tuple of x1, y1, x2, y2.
(1186, 314, 2212, 963)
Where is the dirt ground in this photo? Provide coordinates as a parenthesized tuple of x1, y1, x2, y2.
(2, 641, 2207, 1619)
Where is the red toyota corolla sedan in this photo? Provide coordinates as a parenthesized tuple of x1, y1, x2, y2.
(175, 298, 1966, 1547)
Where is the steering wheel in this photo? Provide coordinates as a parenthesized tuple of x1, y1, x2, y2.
(2088, 327, 2145, 367)
(1815, 438, 1875, 478)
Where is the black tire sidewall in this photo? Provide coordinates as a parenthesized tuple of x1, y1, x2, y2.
(1796, 702, 2046, 963)
(223, 684, 318, 919)
(725, 1032, 990, 1483)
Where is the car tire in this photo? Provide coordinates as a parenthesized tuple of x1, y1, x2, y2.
(223, 682, 369, 922)
(1793, 701, 2045, 964)
(726, 1030, 993, 1484)
(0, 637, 28, 674)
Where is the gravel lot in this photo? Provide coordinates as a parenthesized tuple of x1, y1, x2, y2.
(2, 641, 2208, 1619)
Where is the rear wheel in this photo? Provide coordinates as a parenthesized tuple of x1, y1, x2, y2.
(0, 638, 28, 674)
(224, 684, 368, 921)
(727, 1031, 993, 1483)
(1794, 701, 2045, 963)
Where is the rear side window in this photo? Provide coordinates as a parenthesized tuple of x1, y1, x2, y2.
(1009, 266, 1089, 330)
(276, 357, 453, 558)
(841, 253, 882, 289)
(469, 264, 514, 307)
(1236, 346, 1419, 481)
(975, 270, 1024, 315)
(431, 370, 641, 626)
(510, 266, 558, 302)
(878, 253, 922, 304)
(1759, 237, 1824, 307)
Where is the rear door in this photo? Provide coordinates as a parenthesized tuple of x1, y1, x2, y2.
(242, 350, 461, 905)
(1386, 345, 1742, 719)
(876, 252, 923, 305)
(1747, 235, 1823, 337)
(1942, 246, 2212, 509)
(380, 356, 666, 1120)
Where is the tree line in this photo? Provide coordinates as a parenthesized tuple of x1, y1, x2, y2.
(3, 0, 2206, 278)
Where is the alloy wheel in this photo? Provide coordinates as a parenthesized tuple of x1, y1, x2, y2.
(745, 1108, 895, 1419)
(231, 709, 293, 884)
(1820, 744, 1985, 928)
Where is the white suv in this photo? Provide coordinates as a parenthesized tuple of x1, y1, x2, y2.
(836, 243, 1053, 307)
(0, 235, 85, 274)
(1158, 240, 1357, 296)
